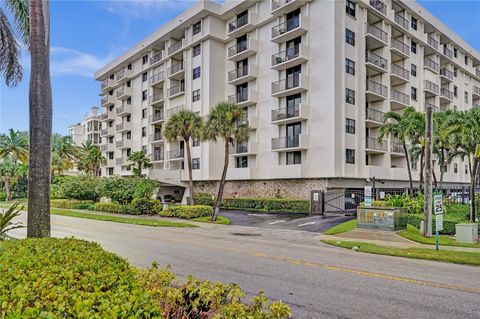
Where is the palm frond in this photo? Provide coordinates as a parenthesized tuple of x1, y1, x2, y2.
(3, 0, 29, 48)
(0, 9, 22, 87)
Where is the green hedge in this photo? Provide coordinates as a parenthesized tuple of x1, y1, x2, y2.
(408, 214, 480, 235)
(91, 202, 129, 214)
(193, 193, 215, 206)
(131, 198, 162, 215)
(50, 199, 94, 209)
(221, 197, 309, 213)
(160, 205, 213, 219)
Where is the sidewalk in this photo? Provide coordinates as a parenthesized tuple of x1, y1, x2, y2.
(318, 229, 480, 253)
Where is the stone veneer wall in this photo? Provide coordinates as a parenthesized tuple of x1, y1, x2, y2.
(193, 179, 328, 200)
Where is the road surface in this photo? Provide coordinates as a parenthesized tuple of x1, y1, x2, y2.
(9, 212, 480, 318)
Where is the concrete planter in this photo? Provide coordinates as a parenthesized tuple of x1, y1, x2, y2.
(455, 223, 479, 243)
(357, 207, 407, 231)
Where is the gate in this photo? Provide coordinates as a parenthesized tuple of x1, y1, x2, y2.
(311, 189, 364, 214)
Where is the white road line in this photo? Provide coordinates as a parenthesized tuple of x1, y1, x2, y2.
(297, 222, 316, 227)
(248, 214, 268, 217)
(269, 220, 286, 225)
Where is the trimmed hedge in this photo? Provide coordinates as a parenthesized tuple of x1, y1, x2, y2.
(408, 214, 480, 235)
(221, 197, 309, 213)
(193, 192, 215, 206)
(91, 202, 128, 214)
(131, 198, 162, 215)
(50, 199, 94, 209)
(160, 205, 213, 219)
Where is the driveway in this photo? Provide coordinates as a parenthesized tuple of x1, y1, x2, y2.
(220, 209, 355, 233)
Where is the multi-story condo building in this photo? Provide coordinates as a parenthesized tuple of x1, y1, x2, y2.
(68, 106, 102, 146)
(94, 0, 480, 201)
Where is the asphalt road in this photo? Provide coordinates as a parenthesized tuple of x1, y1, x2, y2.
(9, 213, 480, 319)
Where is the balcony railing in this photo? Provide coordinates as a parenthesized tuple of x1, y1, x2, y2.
(116, 122, 131, 131)
(167, 84, 185, 97)
(391, 64, 409, 80)
(473, 86, 480, 97)
(441, 88, 453, 100)
(476, 69, 480, 78)
(271, 44, 304, 67)
(228, 40, 251, 58)
(149, 112, 164, 123)
(427, 35, 439, 50)
(391, 89, 410, 105)
(116, 104, 131, 115)
(100, 113, 108, 121)
(394, 12, 408, 29)
(150, 151, 164, 161)
(391, 142, 405, 154)
(116, 68, 131, 82)
(100, 144, 108, 151)
(149, 92, 164, 104)
(233, 143, 249, 154)
(166, 105, 184, 118)
(424, 57, 439, 73)
(271, 16, 301, 39)
(440, 67, 453, 81)
(150, 51, 163, 65)
(366, 51, 387, 70)
(366, 79, 387, 97)
(228, 65, 249, 82)
(442, 46, 453, 59)
(271, 75, 303, 94)
(149, 132, 163, 142)
(101, 95, 114, 106)
(366, 108, 385, 123)
(391, 38, 409, 56)
(228, 14, 249, 33)
(116, 158, 125, 165)
(425, 80, 439, 94)
(229, 91, 250, 104)
(167, 149, 184, 160)
(168, 41, 182, 55)
(101, 78, 114, 90)
(366, 24, 388, 43)
(149, 71, 164, 85)
(370, 0, 387, 14)
(366, 137, 387, 151)
(271, 106, 300, 122)
(272, 135, 300, 150)
(116, 139, 131, 148)
(168, 61, 184, 76)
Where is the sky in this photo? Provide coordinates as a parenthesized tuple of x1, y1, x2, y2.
(0, 0, 479, 135)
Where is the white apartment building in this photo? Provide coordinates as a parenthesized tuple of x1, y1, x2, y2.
(69, 106, 102, 146)
(94, 0, 480, 200)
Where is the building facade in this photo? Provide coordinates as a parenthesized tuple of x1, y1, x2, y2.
(94, 0, 480, 200)
(68, 106, 102, 146)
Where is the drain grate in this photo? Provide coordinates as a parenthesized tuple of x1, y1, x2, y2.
(230, 232, 261, 237)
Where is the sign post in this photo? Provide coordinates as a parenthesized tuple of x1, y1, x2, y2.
(433, 194, 443, 250)
(364, 186, 372, 207)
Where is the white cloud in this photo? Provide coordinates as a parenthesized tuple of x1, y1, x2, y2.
(50, 47, 116, 77)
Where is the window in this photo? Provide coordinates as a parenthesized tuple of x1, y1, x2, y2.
(126, 80, 131, 87)
(346, 0, 355, 17)
(345, 88, 355, 104)
(346, 149, 355, 164)
(142, 108, 147, 119)
(192, 158, 200, 170)
(411, 64, 417, 77)
(454, 85, 458, 97)
(411, 87, 417, 101)
(193, 138, 200, 147)
(142, 55, 148, 65)
(465, 91, 469, 103)
(454, 163, 458, 174)
(108, 168, 114, 176)
(193, 21, 201, 35)
(126, 97, 131, 105)
(286, 151, 301, 165)
(454, 47, 457, 58)
(108, 152, 114, 160)
(142, 90, 147, 101)
(192, 89, 200, 102)
(127, 63, 132, 70)
(411, 17, 417, 30)
(345, 58, 355, 75)
(465, 165, 468, 174)
(193, 44, 201, 57)
(465, 55, 468, 66)
(193, 66, 201, 79)
(411, 41, 417, 54)
(142, 72, 147, 82)
(235, 156, 248, 168)
(109, 136, 114, 143)
(126, 115, 131, 122)
(345, 29, 355, 46)
(142, 127, 146, 137)
(126, 131, 131, 139)
(126, 148, 131, 157)
(345, 118, 355, 134)
(453, 67, 457, 77)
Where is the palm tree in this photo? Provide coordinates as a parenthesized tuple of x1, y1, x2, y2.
(78, 140, 106, 177)
(432, 111, 452, 191)
(0, 129, 29, 164)
(164, 110, 203, 205)
(0, 0, 29, 87)
(0, 159, 17, 201)
(378, 107, 420, 196)
(204, 102, 250, 220)
(128, 151, 152, 177)
(52, 133, 76, 172)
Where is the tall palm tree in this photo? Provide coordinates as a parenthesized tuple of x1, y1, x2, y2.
(432, 110, 452, 190)
(78, 140, 105, 177)
(0, 0, 29, 87)
(164, 110, 203, 205)
(128, 151, 152, 177)
(28, 0, 52, 238)
(52, 133, 76, 172)
(0, 129, 28, 164)
(204, 102, 250, 220)
(0, 158, 17, 201)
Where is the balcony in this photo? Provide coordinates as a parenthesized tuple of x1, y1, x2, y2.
(101, 126, 114, 137)
(101, 95, 115, 107)
(426, 35, 439, 54)
(442, 46, 453, 60)
(390, 64, 409, 84)
(424, 80, 439, 96)
(116, 122, 132, 132)
(227, 64, 257, 85)
(473, 86, 480, 100)
(365, 79, 387, 102)
(394, 12, 408, 30)
(100, 111, 114, 122)
(116, 158, 126, 166)
(271, 104, 309, 124)
(227, 38, 258, 62)
(390, 38, 409, 59)
(440, 67, 453, 82)
(390, 142, 405, 156)
(230, 142, 258, 157)
(391, 89, 410, 109)
(365, 137, 387, 153)
(167, 61, 184, 80)
(271, 74, 308, 98)
(149, 132, 163, 144)
(116, 104, 132, 116)
(366, 24, 388, 48)
(227, 12, 257, 37)
(271, 134, 308, 152)
(116, 86, 131, 100)
(167, 40, 183, 56)
(271, 15, 308, 44)
(166, 105, 184, 119)
(425, 102, 440, 112)
(440, 87, 453, 102)
(271, 0, 312, 16)
(424, 57, 439, 73)
(476, 69, 480, 78)
(150, 51, 163, 66)
(365, 51, 388, 75)
(150, 151, 164, 162)
(116, 68, 132, 84)
(101, 78, 114, 91)
(149, 111, 164, 124)
(149, 71, 165, 86)
(116, 139, 132, 149)
(100, 144, 109, 152)
(271, 44, 308, 71)
(167, 84, 185, 99)
(149, 92, 164, 106)
(369, 0, 387, 15)
(365, 108, 385, 127)
(228, 90, 258, 107)
(167, 149, 184, 161)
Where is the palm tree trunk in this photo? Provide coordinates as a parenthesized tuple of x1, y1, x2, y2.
(403, 142, 414, 197)
(423, 105, 433, 237)
(27, 0, 52, 238)
(419, 149, 425, 191)
(4, 179, 12, 201)
(439, 148, 445, 191)
(185, 138, 195, 205)
(469, 158, 478, 222)
(212, 140, 230, 221)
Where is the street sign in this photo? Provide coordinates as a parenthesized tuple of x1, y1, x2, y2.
(364, 186, 372, 207)
(436, 214, 444, 231)
(434, 194, 443, 215)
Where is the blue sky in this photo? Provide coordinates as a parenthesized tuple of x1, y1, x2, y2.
(0, 0, 479, 135)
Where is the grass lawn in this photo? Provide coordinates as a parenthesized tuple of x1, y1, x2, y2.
(399, 224, 480, 248)
(191, 216, 231, 225)
(323, 219, 357, 235)
(321, 240, 480, 267)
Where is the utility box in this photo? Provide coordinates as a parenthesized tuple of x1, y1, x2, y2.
(455, 223, 479, 243)
(357, 207, 407, 231)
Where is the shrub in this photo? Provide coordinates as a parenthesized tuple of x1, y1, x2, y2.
(131, 198, 162, 215)
(193, 192, 215, 206)
(96, 177, 159, 204)
(50, 199, 94, 209)
(221, 197, 309, 213)
(58, 176, 97, 201)
(160, 205, 213, 219)
(92, 202, 126, 214)
(385, 194, 408, 208)
(0, 192, 6, 201)
(407, 213, 478, 235)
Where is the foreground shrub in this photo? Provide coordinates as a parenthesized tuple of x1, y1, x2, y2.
(407, 213, 479, 235)
(50, 199, 94, 209)
(92, 202, 127, 214)
(193, 192, 215, 206)
(160, 205, 213, 219)
(57, 175, 97, 201)
(96, 177, 159, 204)
(221, 197, 309, 213)
(131, 198, 162, 215)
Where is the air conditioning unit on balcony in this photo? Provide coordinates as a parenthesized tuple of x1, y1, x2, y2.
(279, 28, 286, 34)
(276, 57, 284, 64)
